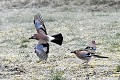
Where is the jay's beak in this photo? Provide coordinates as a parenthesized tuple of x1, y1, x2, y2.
(29, 36, 35, 39)
(70, 51, 75, 53)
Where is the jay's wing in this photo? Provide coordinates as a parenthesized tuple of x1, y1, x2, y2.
(34, 13, 47, 34)
(35, 43, 49, 60)
(34, 14, 49, 55)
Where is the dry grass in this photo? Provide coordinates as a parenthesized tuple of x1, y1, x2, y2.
(0, 0, 120, 12)
(0, 0, 120, 80)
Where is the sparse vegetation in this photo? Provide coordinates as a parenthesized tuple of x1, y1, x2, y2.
(44, 16, 56, 22)
(115, 33, 120, 38)
(21, 38, 30, 44)
(49, 71, 65, 80)
(19, 38, 29, 48)
(116, 65, 120, 72)
(19, 44, 28, 48)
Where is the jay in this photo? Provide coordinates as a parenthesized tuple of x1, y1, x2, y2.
(29, 13, 63, 60)
(71, 50, 108, 63)
(84, 40, 96, 53)
(71, 41, 108, 63)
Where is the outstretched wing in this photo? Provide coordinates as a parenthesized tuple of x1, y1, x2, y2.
(33, 14, 49, 57)
(34, 13, 47, 34)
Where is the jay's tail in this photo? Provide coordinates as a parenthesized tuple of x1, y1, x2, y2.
(51, 33, 63, 45)
(93, 55, 108, 58)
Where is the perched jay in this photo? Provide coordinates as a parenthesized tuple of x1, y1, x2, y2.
(84, 40, 96, 53)
(29, 14, 63, 60)
(71, 50, 108, 63)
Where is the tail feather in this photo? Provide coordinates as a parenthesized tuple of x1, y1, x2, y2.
(93, 55, 108, 58)
(51, 33, 63, 45)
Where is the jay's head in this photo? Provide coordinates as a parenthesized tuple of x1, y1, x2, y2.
(29, 34, 39, 40)
(92, 40, 96, 44)
(71, 50, 80, 54)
